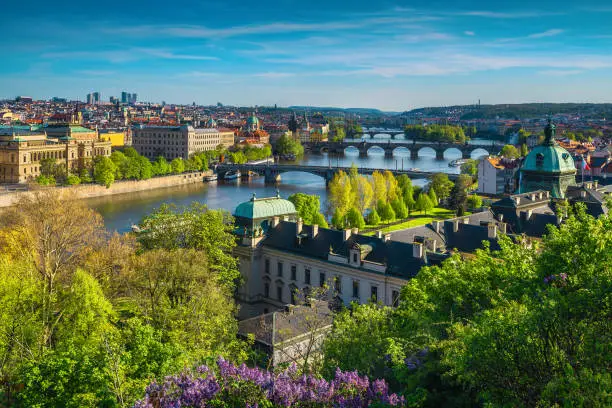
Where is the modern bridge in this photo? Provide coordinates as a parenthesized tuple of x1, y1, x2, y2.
(215, 163, 461, 185)
(303, 140, 504, 160)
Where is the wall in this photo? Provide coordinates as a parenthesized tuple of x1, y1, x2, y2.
(0, 171, 210, 208)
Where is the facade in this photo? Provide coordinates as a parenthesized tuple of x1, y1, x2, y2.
(99, 130, 126, 147)
(0, 129, 111, 183)
(477, 156, 520, 195)
(519, 119, 576, 198)
(233, 195, 447, 319)
(132, 125, 230, 160)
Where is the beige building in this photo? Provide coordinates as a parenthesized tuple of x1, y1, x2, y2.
(132, 125, 234, 160)
(0, 129, 111, 184)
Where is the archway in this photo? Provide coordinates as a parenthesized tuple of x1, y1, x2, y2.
(417, 146, 436, 158)
(392, 147, 410, 157)
(367, 146, 385, 156)
(372, 133, 392, 140)
(344, 146, 359, 156)
(443, 147, 462, 160)
(471, 148, 489, 159)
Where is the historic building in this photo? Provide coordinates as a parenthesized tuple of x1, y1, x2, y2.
(237, 113, 270, 145)
(519, 119, 576, 198)
(132, 125, 232, 160)
(232, 194, 447, 319)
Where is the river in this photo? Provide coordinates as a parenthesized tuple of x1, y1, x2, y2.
(89, 139, 493, 233)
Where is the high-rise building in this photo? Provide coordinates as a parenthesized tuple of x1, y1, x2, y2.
(130, 93, 137, 104)
(86, 93, 93, 104)
(121, 91, 128, 104)
(93, 92, 100, 104)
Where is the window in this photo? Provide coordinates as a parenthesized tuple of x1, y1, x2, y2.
(264, 258, 270, 274)
(304, 269, 311, 284)
(277, 286, 283, 302)
(352, 280, 360, 299)
(371, 285, 378, 302)
(535, 153, 544, 167)
(319, 272, 326, 287)
(334, 276, 342, 293)
(392, 290, 400, 306)
(353, 253, 358, 263)
(264, 282, 270, 298)
(277, 262, 283, 277)
(291, 265, 297, 281)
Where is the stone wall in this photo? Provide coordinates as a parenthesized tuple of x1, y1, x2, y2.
(0, 171, 210, 208)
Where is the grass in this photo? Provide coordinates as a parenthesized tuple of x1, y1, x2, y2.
(363, 207, 470, 235)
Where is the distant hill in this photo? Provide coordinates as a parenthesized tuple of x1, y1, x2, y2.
(288, 106, 387, 115)
(403, 103, 612, 120)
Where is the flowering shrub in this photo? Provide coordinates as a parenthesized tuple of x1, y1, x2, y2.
(134, 357, 405, 407)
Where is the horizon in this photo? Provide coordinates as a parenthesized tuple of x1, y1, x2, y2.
(3, 1, 612, 110)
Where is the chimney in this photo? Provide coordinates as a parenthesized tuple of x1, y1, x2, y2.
(430, 239, 438, 252)
(351, 227, 359, 235)
(271, 216, 280, 228)
(384, 233, 391, 242)
(296, 218, 303, 234)
(499, 222, 507, 234)
(376, 230, 383, 239)
(312, 224, 319, 238)
(432, 220, 442, 234)
(526, 209, 533, 220)
(462, 217, 470, 224)
(593, 180, 598, 189)
(343, 229, 351, 241)
(530, 193, 536, 201)
(513, 196, 520, 205)
(452, 219, 460, 232)
(538, 192, 543, 200)
(412, 242, 424, 258)
(283, 215, 289, 221)
(487, 223, 497, 239)
(580, 190, 586, 198)
(545, 191, 550, 198)
(497, 214, 504, 222)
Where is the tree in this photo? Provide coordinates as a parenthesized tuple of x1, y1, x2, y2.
(312, 212, 329, 228)
(415, 192, 434, 215)
(170, 158, 185, 174)
(65, 173, 81, 185)
(371, 171, 387, 204)
(427, 188, 437, 206)
(345, 207, 365, 229)
(366, 208, 381, 226)
(500, 144, 519, 159)
(460, 159, 478, 178)
(331, 208, 345, 229)
(377, 200, 396, 223)
(449, 178, 469, 216)
(390, 199, 408, 219)
(152, 156, 172, 176)
(383, 171, 400, 202)
(288, 193, 321, 225)
(276, 133, 304, 156)
(428, 173, 453, 201)
(93, 156, 117, 188)
(520, 143, 529, 157)
(328, 170, 354, 217)
(354, 175, 374, 214)
(467, 194, 483, 209)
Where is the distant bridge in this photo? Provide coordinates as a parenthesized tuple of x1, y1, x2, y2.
(215, 163, 460, 185)
(303, 140, 503, 160)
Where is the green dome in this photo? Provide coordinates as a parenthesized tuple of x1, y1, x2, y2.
(234, 194, 296, 219)
(247, 115, 259, 125)
(521, 144, 576, 174)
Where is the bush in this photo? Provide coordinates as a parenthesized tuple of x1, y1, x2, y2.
(366, 208, 381, 226)
(36, 174, 56, 186)
(467, 194, 483, 209)
(65, 174, 81, 186)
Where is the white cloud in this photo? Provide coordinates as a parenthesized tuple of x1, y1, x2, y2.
(538, 69, 584, 76)
(464, 31, 475, 36)
(527, 29, 564, 39)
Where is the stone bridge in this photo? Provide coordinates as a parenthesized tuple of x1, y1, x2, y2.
(303, 140, 503, 160)
(215, 163, 461, 185)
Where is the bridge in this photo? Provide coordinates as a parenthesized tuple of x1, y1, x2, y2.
(215, 163, 461, 185)
(303, 140, 503, 160)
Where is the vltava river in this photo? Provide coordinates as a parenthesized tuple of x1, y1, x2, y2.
(88, 146, 491, 233)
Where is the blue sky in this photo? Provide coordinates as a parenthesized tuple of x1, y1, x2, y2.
(2, 0, 612, 110)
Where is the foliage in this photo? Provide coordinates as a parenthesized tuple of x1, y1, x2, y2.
(459, 159, 478, 178)
(312, 212, 329, 228)
(135, 358, 405, 408)
(328, 170, 355, 217)
(35, 174, 56, 186)
(65, 173, 81, 185)
(151, 156, 172, 176)
(449, 175, 471, 216)
(427, 189, 437, 207)
(428, 173, 453, 201)
(377, 200, 396, 223)
(321, 206, 612, 407)
(345, 207, 366, 229)
(390, 199, 408, 219)
(170, 158, 185, 174)
(331, 208, 345, 229)
(415, 193, 434, 215)
(288, 193, 321, 225)
(93, 156, 118, 188)
(276, 133, 304, 156)
(466, 194, 482, 209)
(366, 208, 381, 226)
(404, 124, 466, 144)
(520, 143, 529, 157)
(500, 144, 519, 159)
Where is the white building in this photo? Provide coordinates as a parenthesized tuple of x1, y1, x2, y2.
(478, 156, 520, 195)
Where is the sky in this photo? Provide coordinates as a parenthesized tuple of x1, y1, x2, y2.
(2, 0, 612, 111)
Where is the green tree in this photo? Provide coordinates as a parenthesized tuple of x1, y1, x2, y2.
(500, 144, 519, 159)
(460, 159, 478, 178)
(428, 188, 438, 206)
(428, 173, 453, 201)
(345, 207, 365, 229)
(65, 173, 81, 185)
(467, 194, 483, 209)
(328, 170, 355, 217)
(520, 143, 529, 157)
(449, 175, 471, 216)
(415, 192, 434, 215)
(366, 208, 381, 226)
(390, 199, 408, 219)
(170, 158, 185, 174)
(288, 193, 321, 225)
(93, 156, 117, 188)
(276, 134, 304, 156)
(36, 174, 56, 186)
(311, 212, 329, 228)
(377, 200, 396, 223)
(331, 208, 345, 229)
(371, 171, 387, 204)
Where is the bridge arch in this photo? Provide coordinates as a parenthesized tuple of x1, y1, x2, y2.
(392, 146, 410, 156)
(470, 148, 489, 159)
(416, 146, 436, 158)
(442, 147, 462, 159)
(366, 145, 385, 155)
(344, 146, 359, 155)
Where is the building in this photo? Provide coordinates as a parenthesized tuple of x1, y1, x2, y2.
(218, 128, 235, 149)
(132, 125, 230, 160)
(232, 194, 447, 319)
(99, 130, 126, 147)
(477, 156, 520, 195)
(0, 128, 111, 183)
(238, 113, 270, 145)
(519, 119, 576, 198)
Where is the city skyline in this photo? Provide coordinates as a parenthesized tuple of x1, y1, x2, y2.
(3, 1, 612, 110)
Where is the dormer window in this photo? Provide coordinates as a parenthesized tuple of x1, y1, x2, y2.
(535, 153, 544, 167)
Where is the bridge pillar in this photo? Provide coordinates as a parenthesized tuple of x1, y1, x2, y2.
(359, 148, 368, 158)
(264, 168, 280, 184)
(435, 149, 445, 160)
(462, 150, 472, 159)
(410, 149, 419, 160)
(384, 148, 393, 158)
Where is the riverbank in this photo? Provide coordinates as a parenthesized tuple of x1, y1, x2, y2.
(0, 171, 211, 208)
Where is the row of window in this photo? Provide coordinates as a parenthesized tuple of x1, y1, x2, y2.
(263, 258, 400, 306)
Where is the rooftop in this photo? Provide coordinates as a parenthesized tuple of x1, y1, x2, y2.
(234, 193, 297, 219)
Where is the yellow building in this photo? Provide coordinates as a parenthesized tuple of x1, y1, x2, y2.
(99, 130, 126, 147)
